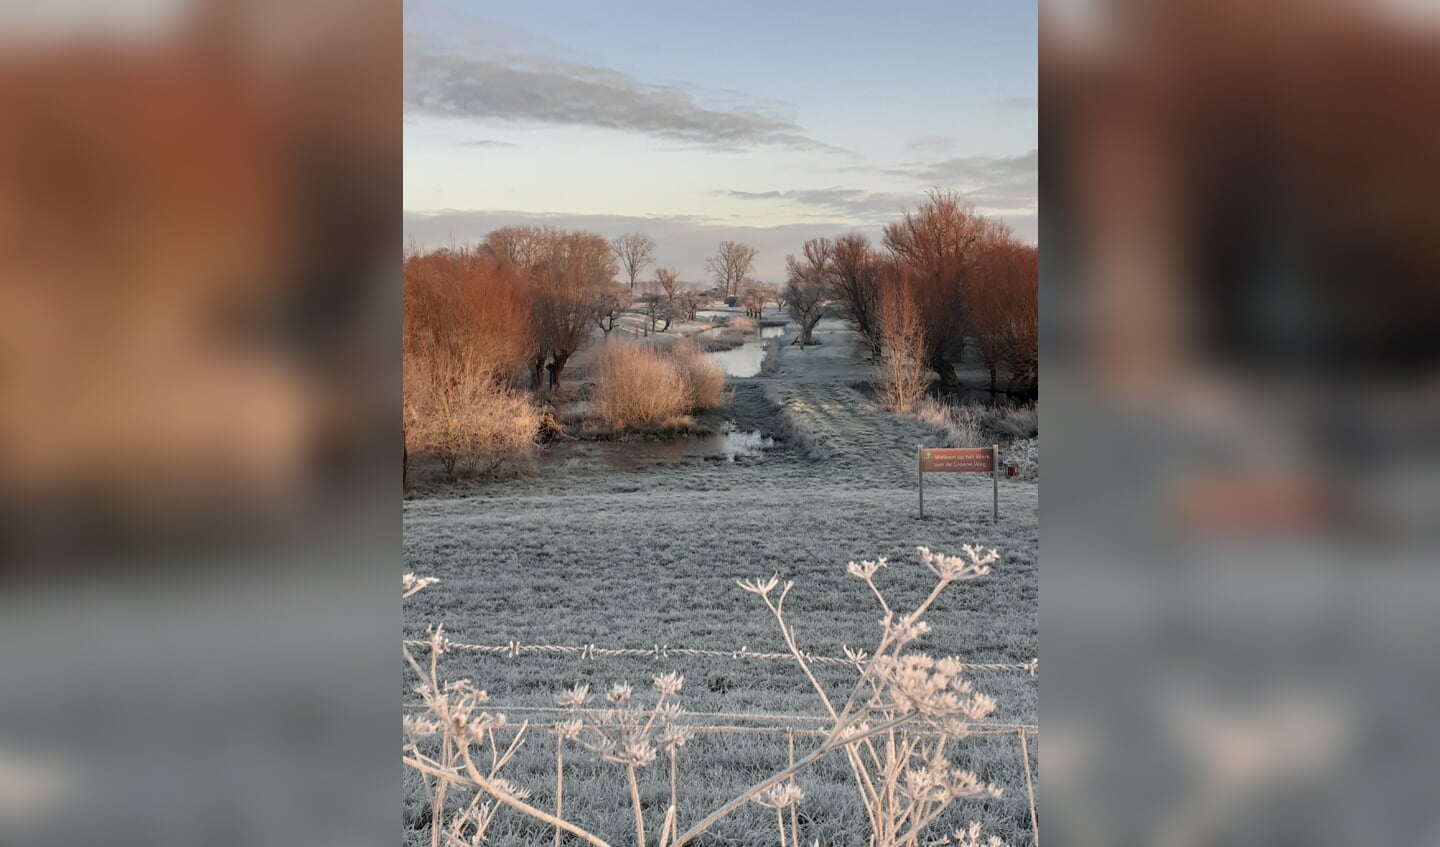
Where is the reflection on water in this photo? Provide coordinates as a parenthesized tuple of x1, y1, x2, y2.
(708, 326, 785, 377)
(719, 428, 775, 460)
(544, 423, 774, 470)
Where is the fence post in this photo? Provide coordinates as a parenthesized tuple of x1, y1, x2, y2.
(1019, 729, 1039, 846)
(917, 445, 924, 519)
(993, 444, 1000, 523)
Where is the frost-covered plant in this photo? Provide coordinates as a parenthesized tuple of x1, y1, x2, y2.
(403, 623, 614, 847)
(402, 548, 1010, 847)
(553, 673, 693, 847)
(754, 782, 805, 847)
(402, 577, 612, 847)
(933, 821, 1006, 847)
(670, 546, 1006, 846)
(403, 572, 440, 598)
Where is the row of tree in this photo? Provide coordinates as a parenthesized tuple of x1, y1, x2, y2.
(406, 191, 1036, 400)
(613, 231, 763, 298)
(406, 228, 771, 394)
(401, 229, 773, 480)
(784, 191, 1037, 397)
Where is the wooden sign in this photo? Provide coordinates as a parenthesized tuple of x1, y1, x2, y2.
(918, 444, 1000, 521)
(919, 447, 994, 473)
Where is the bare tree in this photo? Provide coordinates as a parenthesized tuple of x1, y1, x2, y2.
(875, 282, 930, 413)
(759, 283, 781, 313)
(501, 228, 618, 389)
(485, 225, 547, 267)
(829, 232, 883, 355)
(705, 240, 759, 297)
(592, 281, 629, 337)
(785, 238, 833, 348)
(881, 190, 993, 384)
(610, 232, 655, 290)
(654, 266, 681, 301)
(969, 236, 1038, 398)
(739, 281, 765, 319)
(676, 289, 703, 322)
(639, 292, 673, 334)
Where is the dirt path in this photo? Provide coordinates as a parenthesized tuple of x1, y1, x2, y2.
(757, 318, 1003, 492)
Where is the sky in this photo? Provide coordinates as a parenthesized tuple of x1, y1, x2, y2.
(404, 0, 1037, 282)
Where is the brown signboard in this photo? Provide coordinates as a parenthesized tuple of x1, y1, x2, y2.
(918, 444, 1000, 521)
(919, 447, 995, 473)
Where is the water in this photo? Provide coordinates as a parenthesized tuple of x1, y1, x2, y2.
(544, 424, 774, 469)
(717, 428, 775, 460)
(706, 325, 786, 377)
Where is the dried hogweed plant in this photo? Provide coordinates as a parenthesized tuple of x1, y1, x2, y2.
(669, 545, 1007, 847)
(402, 576, 614, 847)
(402, 546, 1010, 847)
(553, 672, 693, 847)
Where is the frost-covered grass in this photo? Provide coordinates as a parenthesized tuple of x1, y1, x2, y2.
(403, 318, 1038, 845)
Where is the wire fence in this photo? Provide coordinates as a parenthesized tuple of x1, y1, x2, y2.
(401, 699, 1034, 734)
(403, 637, 1039, 676)
(403, 639, 1040, 843)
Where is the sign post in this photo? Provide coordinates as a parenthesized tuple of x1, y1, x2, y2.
(917, 445, 1001, 522)
(992, 443, 999, 523)
(917, 444, 925, 519)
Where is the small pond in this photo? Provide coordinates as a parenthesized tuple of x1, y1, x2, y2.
(545, 423, 774, 470)
(706, 325, 786, 377)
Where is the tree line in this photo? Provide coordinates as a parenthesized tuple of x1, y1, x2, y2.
(403, 228, 768, 399)
(401, 191, 1036, 479)
(401, 228, 760, 480)
(785, 190, 1038, 398)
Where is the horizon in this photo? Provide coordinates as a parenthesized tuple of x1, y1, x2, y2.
(403, 0, 1037, 281)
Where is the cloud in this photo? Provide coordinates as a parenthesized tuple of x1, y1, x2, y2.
(995, 96, 1038, 111)
(905, 136, 961, 157)
(717, 148, 1038, 223)
(405, 44, 845, 154)
(460, 139, 515, 148)
(901, 148, 1038, 212)
(717, 187, 929, 224)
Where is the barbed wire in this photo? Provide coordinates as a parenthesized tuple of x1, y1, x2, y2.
(399, 700, 1037, 739)
(404, 638, 1038, 676)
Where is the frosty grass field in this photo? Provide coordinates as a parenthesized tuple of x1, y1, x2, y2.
(404, 315, 1039, 845)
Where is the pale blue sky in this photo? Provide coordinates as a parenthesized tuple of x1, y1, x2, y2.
(405, 0, 1037, 280)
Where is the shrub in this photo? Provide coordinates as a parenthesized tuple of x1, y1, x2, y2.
(669, 339, 725, 411)
(914, 397, 952, 431)
(402, 246, 542, 482)
(726, 315, 756, 332)
(403, 244, 532, 385)
(875, 283, 929, 413)
(982, 402, 1038, 439)
(914, 397, 983, 447)
(592, 341, 689, 429)
(402, 355, 539, 481)
(914, 397, 1036, 447)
